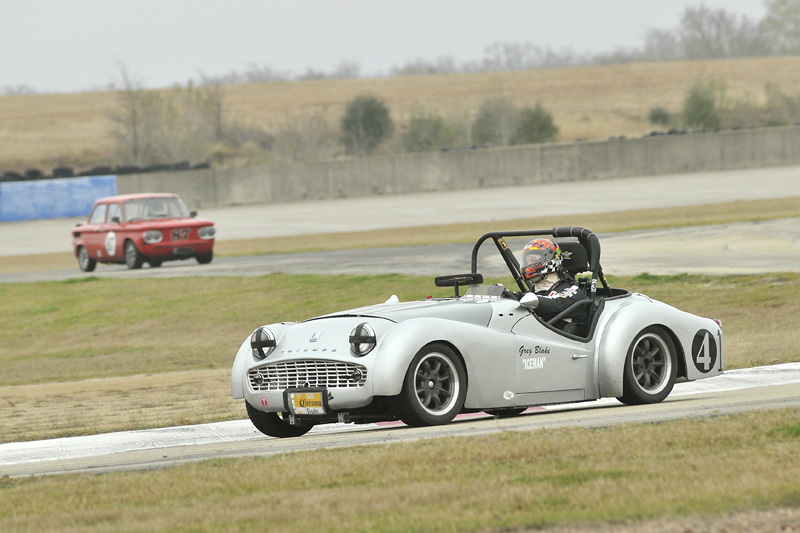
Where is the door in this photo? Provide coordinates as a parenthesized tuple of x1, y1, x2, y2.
(102, 203, 123, 260)
(511, 314, 592, 402)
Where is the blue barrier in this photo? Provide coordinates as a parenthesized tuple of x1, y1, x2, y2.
(0, 175, 117, 222)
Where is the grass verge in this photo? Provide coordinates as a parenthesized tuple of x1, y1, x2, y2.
(0, 272, 799, 443)
(1, 408, 799, 532)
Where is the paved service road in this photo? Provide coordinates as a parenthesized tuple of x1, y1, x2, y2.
(2, 165, 800, 257)
(3, 364, 800, 478)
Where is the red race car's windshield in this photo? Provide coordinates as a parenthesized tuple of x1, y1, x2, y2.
(123, 197, 190, 222)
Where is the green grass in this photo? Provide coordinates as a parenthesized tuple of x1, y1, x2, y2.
(1, 271, 798, 444)
(1, 272, 799, 387)
(1, 408, 799, 532)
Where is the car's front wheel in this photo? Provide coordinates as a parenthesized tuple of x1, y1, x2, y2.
(124, 241, 144, 269)
(397, 343, 467, 427)
(246, 402, 313, 438)
(196, 250, 213, 264)
(77, 246, 96, 272)
(618, 326, 677, 405)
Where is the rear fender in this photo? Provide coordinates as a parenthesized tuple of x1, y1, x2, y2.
(597, 298, 722, 398)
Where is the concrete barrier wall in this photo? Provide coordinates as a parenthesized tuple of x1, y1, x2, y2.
(0, 175, 116, 222)
(115, 125, 800, 210)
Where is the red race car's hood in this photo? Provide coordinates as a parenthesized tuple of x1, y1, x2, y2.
(121, 217, 213, 229)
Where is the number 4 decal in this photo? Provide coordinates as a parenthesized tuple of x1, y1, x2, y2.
(692, 329, 718, 373)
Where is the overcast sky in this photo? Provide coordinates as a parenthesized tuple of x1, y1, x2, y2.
(0, 0, 768, 94)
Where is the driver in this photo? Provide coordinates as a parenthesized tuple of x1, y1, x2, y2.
(519, 238, 585, 323)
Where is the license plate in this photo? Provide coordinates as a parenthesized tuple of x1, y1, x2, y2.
(289, 392, 326, 415)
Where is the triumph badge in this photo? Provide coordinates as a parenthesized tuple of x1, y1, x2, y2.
(310, 330, 322, 342)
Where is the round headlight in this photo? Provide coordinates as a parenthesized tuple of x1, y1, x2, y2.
(349, 323, 376, 357)
(250, 327, 276, 360)
(143, 230, 163, 244)
(198, 226, 216, 239)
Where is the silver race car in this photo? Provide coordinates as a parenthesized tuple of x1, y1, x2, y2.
(232, 227, 723, 438)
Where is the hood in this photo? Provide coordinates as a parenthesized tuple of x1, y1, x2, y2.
(122, 217, 213, 229)
(312, 298, 493, 327)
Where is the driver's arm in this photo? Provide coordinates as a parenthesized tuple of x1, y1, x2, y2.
(519, 284, 585, 321)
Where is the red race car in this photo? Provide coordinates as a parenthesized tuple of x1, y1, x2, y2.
(72, 193, 216, 271)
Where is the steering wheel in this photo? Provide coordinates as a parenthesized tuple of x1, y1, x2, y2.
(501, 288, 520, 301)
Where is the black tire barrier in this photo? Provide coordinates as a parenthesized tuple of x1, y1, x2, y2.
(1, 171, 23, 182)
(90, 166, 114, 175)
(53, 166, 74, 178)
(115, 165, 140, 174)
(24, 169, 44, 180)
(2, 160, 211, 181)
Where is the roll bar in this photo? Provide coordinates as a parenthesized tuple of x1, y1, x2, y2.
(470, 227, 609, 297)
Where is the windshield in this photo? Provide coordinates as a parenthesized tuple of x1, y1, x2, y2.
(123, 197, 189, 222)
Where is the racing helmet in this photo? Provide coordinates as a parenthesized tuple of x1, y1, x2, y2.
(520, 238, 562, 280)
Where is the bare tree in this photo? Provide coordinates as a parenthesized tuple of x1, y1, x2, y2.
(761, 0, 800, 55)
(678, 6, 769, 59)
(200, 74, 225, 142)
(1, 84, 36, 96)
(471, 97, 519, 146)
(111, 62, 145, 165)
(641, 28, 683, 61)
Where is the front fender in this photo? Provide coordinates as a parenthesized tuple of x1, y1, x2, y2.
(231, 322, 294, 399)
(371, 317, 515, 407)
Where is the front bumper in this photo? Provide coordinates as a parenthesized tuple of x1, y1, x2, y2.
(146, 240, 212, 259)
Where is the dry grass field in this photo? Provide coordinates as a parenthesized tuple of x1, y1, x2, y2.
(3, 56, 800, 172)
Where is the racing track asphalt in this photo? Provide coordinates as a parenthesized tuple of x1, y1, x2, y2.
(3, 363, 800, 478)
(3, 164, 800, 257)
(2, 216, 799, 282)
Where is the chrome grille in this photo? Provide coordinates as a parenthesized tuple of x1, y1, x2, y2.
(248, 359, 368, 392)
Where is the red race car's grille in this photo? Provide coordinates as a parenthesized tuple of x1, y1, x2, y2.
(248, 360, 368, 392)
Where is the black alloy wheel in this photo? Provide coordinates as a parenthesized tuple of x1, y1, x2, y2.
(618, 325, 678, 405)
(397, 343, 467, 427)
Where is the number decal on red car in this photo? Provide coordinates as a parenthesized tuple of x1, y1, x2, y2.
(171, 228, 191, 241)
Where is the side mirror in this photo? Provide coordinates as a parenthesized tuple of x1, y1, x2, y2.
(518, 292, 539, 310)
(111, 216, 121, 224)
(190, 210, 197, 218)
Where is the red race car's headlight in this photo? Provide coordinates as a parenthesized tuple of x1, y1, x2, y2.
(143, 230, 163, 244)
(198, 226, 216, 240)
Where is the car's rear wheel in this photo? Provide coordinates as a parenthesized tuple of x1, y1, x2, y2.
(196, 250, 213, 264)
(618, 326, 677, 405)
(397, 343, 467, 427)
(77, 246, 96, 272)
(245, 402, 313, 438)
(485, 408, 527, 418)
(124, 241, 144, 269)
